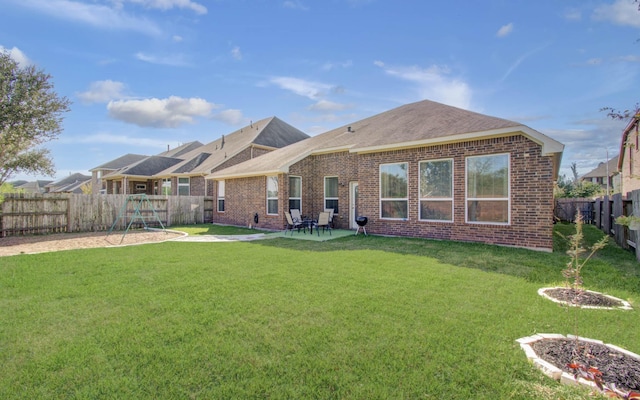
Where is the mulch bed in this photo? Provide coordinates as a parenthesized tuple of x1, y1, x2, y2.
(529, 288, 638, 395)
(532, 338, 640, 393)
(543, 288, 624, 308)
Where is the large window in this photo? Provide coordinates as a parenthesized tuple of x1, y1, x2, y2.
(217, 180, 225, 212)
(178, 177, 190, 196)
(466, 154, 510, 224)
(419, 159, 453, 221)
(161, 178, 171, 195)
(267, 176, 278, 215)
(324, 177, 339, 213)
(380, 163, 408, 219)
(289, 176, 301, 212)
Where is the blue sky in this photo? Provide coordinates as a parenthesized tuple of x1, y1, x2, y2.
(2, 0, 639, 183)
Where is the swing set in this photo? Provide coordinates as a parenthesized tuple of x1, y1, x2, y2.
(107, 194, 166, 243)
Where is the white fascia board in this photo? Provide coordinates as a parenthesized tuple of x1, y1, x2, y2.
(350, 126, 564, 156)
(206, 169, 286, 180)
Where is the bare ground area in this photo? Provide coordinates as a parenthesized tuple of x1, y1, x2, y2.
(0, 230, 185, 257)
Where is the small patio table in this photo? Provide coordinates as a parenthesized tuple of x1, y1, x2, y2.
(301, 218, 315, 234)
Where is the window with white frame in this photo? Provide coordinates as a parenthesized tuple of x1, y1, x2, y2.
(289, 176, 301, 212)
(217, 180, 225, 212)
(267, 176, 278, 215)
(380, 163, 408, 219)
(178, 177, 190, 196)
(161, 178, 171, 195)
(419, 159, 453, 221)
(466, 154, 510, 224)
(324, 176, 338, 213)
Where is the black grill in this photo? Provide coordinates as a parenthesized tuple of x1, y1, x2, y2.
(355, 216, 368, 226)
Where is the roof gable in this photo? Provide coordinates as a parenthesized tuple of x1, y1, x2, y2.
(155, 116, 309, 176)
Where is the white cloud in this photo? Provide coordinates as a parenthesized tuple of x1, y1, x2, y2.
(307, 100, 352, 112)
(0, 46, 31, 66)
(500, 43, 550, 82)
(283, 1, 309, 10)
(564, 9, 582, 21)
(231, 46, 242, 61)
(135, 52, 190, 66)
(374, 61, 472, 110)
(593, 0, 640, 28)
(68, 132, 178, 149)
(269, 76, 333, 100)
(107, 96, 218, 128)
(496, 23, 514, 38)
(213, 109, 245, 125)
(620, 55, 640, 63)
(13, 0, 162, 36)
(322, 60, 353, 70)
(172, 35, 183, 42)
(120, 0, 207, 14)
(76, 80, 127, 104)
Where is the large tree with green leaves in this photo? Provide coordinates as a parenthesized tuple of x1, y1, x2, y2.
(0, 51, 71, 187)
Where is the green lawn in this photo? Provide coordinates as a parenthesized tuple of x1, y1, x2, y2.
(1, 223, 638, 399)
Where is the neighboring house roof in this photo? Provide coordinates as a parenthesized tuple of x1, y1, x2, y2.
(90, 153, 148, 171)
(106, 156, 185, 179)
(155, 116, 309, 177)
(209, 99, 565, 180)
(14, 180, 53, 193)
(580, 155, 619, 179)
(46, 173, 92, 193)
(156, 141, 204, 158)
(101, 117, 308, 181)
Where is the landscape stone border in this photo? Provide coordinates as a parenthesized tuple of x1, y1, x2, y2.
(538, 287, 633, 310)
(516, 333, 640, 391)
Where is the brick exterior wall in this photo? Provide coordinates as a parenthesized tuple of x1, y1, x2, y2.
(213, 175, 279, 230)
(289, 151, 359, 229)
(620, 131, 640, 195)
(212, 135, 556, 250)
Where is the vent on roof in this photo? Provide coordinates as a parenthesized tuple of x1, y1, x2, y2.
(221, 135, 225, 149)
(347, 126, 354, 132)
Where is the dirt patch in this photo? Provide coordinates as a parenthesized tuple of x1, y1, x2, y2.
(0, 230, 185, 257)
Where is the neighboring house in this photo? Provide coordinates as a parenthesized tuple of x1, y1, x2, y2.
(579, 155, 620, 194)
(13, 180, 53, 193)
(617, 114, 640, 195)
(90, 153, 148, 194)
(102, 117, 309, 196)
(45, 173, 92, 193)
(207, 99, 564, 251)
(101, 141, 203, 195)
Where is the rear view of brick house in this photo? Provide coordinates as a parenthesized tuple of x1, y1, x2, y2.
(208, 99, 564, 251)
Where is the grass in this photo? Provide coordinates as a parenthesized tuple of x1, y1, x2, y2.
(0, 222, 638, 399)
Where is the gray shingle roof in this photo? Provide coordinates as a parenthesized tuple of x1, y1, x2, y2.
(47, 173, 92, 188)
(581, 155, 619, 178)
(155, 116, 309, 176)
(156, 141, 204, 157)
(90, 154, 148, 171)
(111, 156, 184, 177)
(209, 99, 564, 179)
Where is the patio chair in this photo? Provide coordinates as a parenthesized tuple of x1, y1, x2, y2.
(284, 211, 305, 235)
(290, 209, 303, 224)
(324, 208, 335, 227)
(314, 212, 332, 236)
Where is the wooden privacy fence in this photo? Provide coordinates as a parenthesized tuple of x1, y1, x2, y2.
(0, 193, 214, 237)
(558, 191, 640, 262)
